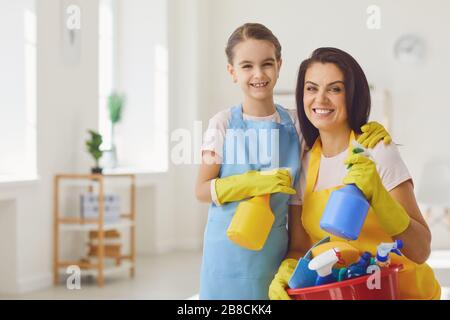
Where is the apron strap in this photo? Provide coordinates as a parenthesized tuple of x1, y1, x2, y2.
(275, 105, 293, 127)
(230, 105, 245, 127)
(304, 131, 356, 196)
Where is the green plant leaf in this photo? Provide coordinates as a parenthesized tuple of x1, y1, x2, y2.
(108, 92, 125, 124)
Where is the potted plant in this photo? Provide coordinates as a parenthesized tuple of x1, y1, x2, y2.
(86, 130, 104, 174)
(106, 92, 125, 168)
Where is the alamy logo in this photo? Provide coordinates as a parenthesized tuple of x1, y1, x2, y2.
(224, 128, 280, 167)
(366, 265, 381, 290)
(366, 5, 381, 30)
(66, 265, 81, 290)
(66, 5, 81, 30)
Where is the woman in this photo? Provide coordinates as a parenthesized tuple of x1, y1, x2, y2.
(269, 47, 441, 300)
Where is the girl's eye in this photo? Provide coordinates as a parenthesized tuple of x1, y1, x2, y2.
(242, 65, 252, 69)
(263, 63, 273, 67)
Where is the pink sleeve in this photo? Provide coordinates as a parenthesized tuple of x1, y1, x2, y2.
(371, 142, 413, 191)
(200, 110, 230, 159)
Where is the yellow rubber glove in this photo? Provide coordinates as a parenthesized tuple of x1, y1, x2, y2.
(268, 258, 298, 300)
(343, 153, 410, 236)
(357, 121, 392, 149)
(215, 169, 295, 205)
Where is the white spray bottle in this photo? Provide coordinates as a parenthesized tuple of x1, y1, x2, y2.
(376, 240, 403, 268)
(308, 248, 344, 286)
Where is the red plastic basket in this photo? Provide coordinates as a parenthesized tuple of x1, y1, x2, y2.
(287, 264, 402, 300)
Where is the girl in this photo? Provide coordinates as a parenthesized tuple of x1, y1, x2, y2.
(196, 25, 389, 300)
(269, 47, 441, 300)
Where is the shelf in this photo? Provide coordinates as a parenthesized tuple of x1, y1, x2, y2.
(59, 219, 134, 231)
(54, 173, 136, 287)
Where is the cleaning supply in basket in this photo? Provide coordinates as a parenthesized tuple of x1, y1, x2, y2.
(376, 240, 403, 268)
(308, 248, 344, 286)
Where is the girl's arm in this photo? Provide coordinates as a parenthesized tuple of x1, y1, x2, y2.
(195, 151, 221, 203)
(389, 180, 432, 264)
(286, 205, 311, 260)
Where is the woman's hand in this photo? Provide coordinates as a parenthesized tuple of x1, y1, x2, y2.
(268, 259, 297, 300)
(357, 122, 392, 148)
(343, 153, 380, 201)
(343, 153, 410, 237)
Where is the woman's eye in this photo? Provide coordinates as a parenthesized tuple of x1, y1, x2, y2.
(242, 65, 251, 69)
(263, 63, 273, 67)
(306, 86, 317, 92)
(330, 87, 342, 93)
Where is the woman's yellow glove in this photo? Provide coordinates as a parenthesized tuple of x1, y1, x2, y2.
(215, 169, 295, 205)
(357, 121, 392, 148)
(268, 258, 298, 300)
(343, 153, 410, 236)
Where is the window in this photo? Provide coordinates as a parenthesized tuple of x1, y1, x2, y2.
(0, 0, 37, 182)
(98, 0, 168, 173)
(98, 0, 116, 151)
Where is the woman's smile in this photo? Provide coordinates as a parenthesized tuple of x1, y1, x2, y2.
(312, 107, 335, 117)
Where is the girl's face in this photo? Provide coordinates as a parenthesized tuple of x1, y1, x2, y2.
(227, 39, 281, 103)
(303, 62, 348, 133)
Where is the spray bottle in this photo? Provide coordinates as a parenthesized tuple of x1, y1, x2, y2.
(308, 248, 344, 286)
(319, 143, 371, 240)
(375, 240, 403, 268)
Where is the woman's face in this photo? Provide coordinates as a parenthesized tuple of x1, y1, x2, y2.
(303, 62, 348, 133)
(227, 39, 281, 103)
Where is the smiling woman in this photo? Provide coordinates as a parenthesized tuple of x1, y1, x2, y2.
(270, 47, 441, 300)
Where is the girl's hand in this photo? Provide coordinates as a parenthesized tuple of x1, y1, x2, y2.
(357, 122, 392, 148)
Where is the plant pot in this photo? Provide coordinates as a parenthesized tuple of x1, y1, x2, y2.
(91, 167, 103, 174)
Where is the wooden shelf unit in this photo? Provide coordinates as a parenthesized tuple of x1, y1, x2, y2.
(53, 173, 136, 287)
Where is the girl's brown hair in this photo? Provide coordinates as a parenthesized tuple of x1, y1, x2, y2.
(225, 23, 282, 64)
(296, 47, 371, 148)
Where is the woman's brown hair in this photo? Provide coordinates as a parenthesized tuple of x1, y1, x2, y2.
(296, 47, 371, 148)
(225, 23, 282, 64)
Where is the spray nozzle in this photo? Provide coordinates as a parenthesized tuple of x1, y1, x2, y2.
(376, 240, 403, 263)
(347, 141, 372, 169)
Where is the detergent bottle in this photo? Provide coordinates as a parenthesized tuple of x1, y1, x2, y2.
(227, 194, 274, 251)
(375, 240, 403, 268)
(308, 248, 344, 286)
(320, 145, 370, 240)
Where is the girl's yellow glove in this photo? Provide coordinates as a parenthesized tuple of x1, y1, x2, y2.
(268, 258, 298, 300)
(215, 169, 295, 205)
(343, 153, 410, 236)
(357, 122, 392, 148)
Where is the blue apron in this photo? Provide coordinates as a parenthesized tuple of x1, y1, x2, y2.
(199, 105, 301, 300)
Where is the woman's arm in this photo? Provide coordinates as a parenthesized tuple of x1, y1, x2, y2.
(195, 151, 221, 203)
(389, 180, 432, 264)
(344, 153, 432, 265)
(286, 205, 312, 260)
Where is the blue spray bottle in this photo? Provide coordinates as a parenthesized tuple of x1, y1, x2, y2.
(320, 144, 371, 240)
(376, 240, 403, 268)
